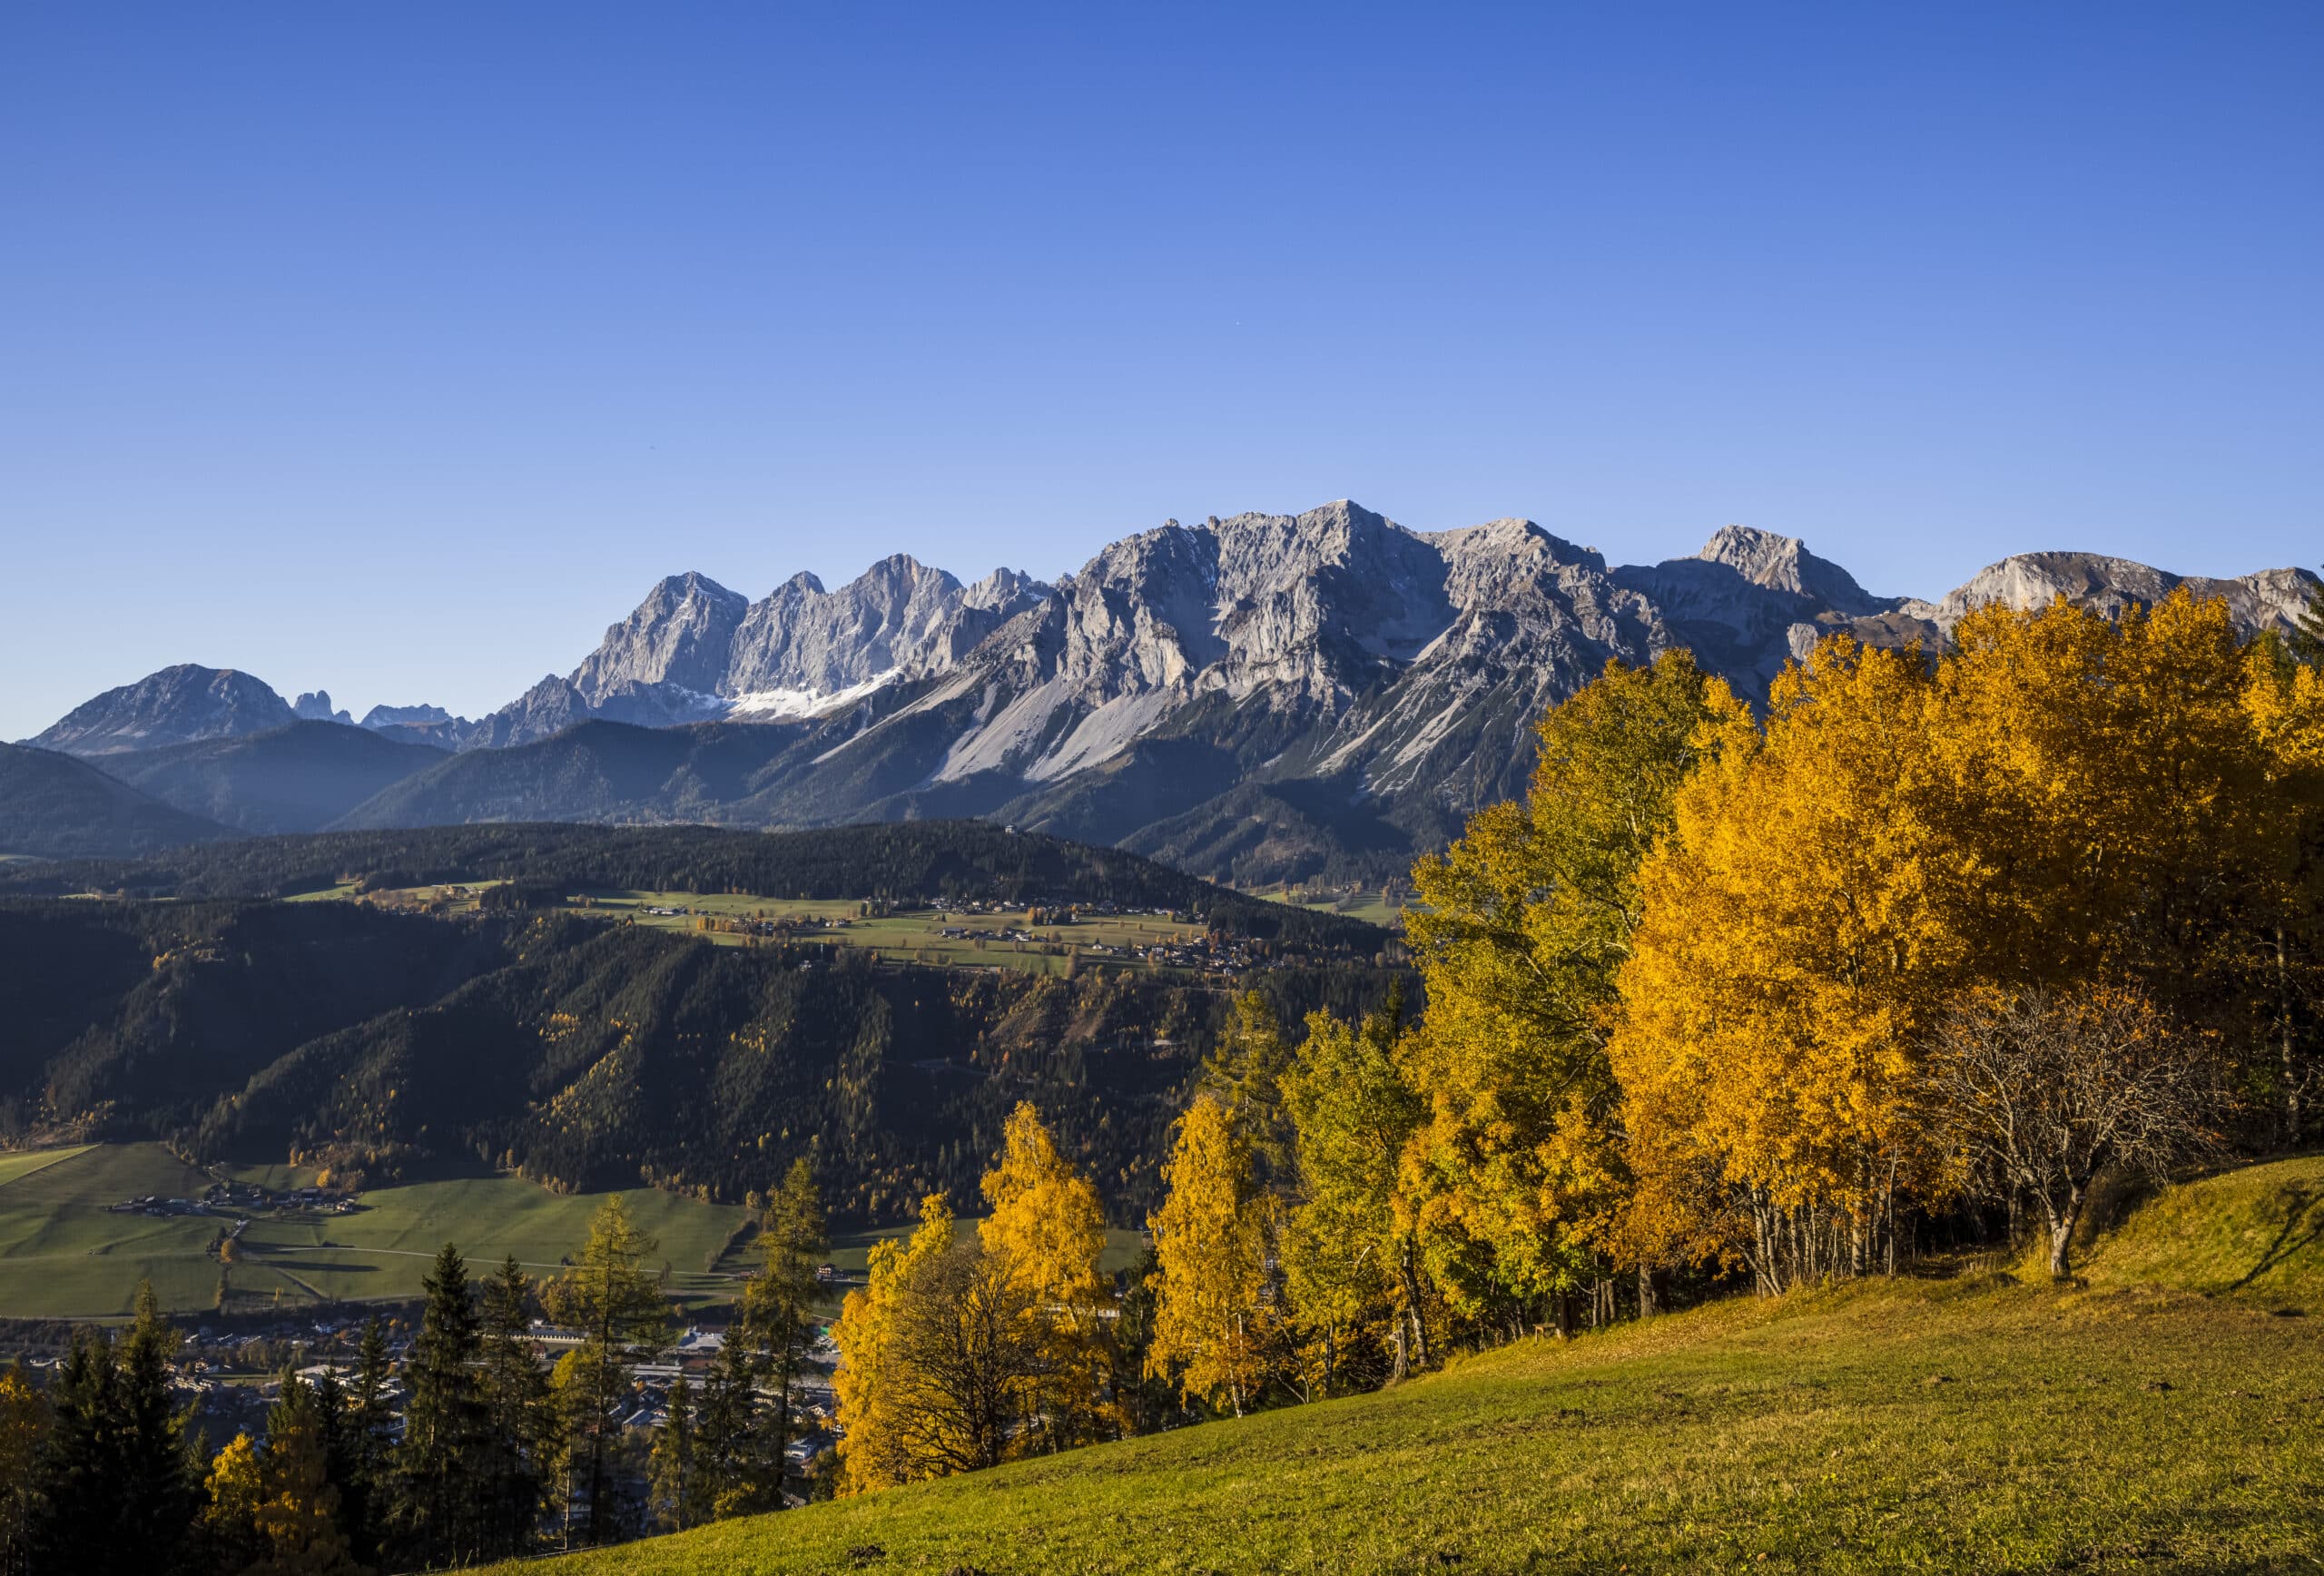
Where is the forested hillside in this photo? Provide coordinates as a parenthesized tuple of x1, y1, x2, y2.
(0, 897, 1394, 1220)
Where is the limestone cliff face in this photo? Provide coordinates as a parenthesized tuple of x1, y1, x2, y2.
(570, 572, 750, 704)
(1933, 552, 2314, 635)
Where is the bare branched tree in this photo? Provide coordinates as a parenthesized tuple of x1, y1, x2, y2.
(1924, 985, 2226, 1279)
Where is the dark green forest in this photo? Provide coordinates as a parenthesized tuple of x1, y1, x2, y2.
(0, 896, 1398, 1222)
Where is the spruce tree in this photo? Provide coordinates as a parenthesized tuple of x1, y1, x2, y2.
(477, 1256, 554, 1557)
(647, 1371, 698, 1532)
(332, 1315, 396, 1568)
(751, 1157, 828, 1508)
(394, 1243, 490, 1567)
(26, 1330, 123, 1573)
(113, 1282, 201, 1574)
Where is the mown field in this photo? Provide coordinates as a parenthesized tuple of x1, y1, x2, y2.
(0, 1142, 1151, 1321)
(490, 1157, 2324, 1576)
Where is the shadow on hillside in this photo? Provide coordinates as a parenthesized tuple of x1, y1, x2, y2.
(2228, 1180, 2323, 1291)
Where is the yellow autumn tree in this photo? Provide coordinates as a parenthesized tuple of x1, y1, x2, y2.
(2242, 631, 2324, 1143)
(832, 1190, 1046, 1491)
(1145, 1093, 1281, 1415)
(1400, 650, 1725, 1316)
(832, 1194, 958, 1492)
(0, 1364, 44, 1575)
(978, 1100, 1118, 1447)
(1613, 635, 1965, 1291)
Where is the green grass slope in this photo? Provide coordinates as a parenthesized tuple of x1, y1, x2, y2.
(500, 1171, 2324, 1576)
(2076, 1152, 2324, 1310)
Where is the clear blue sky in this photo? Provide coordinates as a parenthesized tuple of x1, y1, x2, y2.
(4, 3, 2318, 738)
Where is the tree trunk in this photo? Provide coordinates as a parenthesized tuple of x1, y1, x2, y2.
(1638, 1262, 1661, 1317)
(2045, 1183, 2086, 1280)
(2280, 929, 2304, 1149)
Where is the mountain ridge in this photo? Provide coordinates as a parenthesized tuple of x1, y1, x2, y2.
(24, 504, 2319, 882)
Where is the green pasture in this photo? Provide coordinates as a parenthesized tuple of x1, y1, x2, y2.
(0, 1145, 95, 1187)
(0, 1144, 757, 1319)
(0, 1143, 1149, 1321)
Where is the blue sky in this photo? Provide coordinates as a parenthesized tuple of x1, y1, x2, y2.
(3, 3, 2318, 738)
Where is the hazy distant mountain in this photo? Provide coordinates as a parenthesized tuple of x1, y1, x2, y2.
(34, 503, 2321, 884)
(94, 722, 448, 834)
(29, 665, 295, 755)
(0, 743, 238, 858)
(291, 690, 353, 725)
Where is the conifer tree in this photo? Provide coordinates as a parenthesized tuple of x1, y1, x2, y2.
(395, 1242, 490, 1566)
(251, 1372, 361, 1576)
(1196, 993, 1296, 1182)
(647, 1372, 700, 1532)
(115, 1280, 202, 1574)
(978, 1102, 1115, 1447)
(330, 1315, 395, 1569)
(27, 1330, 123, 1572)
(477, 1256, 553, 1556)
(544, 1197, 670, 1546)
(692, 1332, 775, 1518)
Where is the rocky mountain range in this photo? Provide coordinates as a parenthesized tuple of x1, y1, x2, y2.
(17, 501, 2319, 881)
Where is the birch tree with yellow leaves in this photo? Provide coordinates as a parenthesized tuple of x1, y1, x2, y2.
(1400, 649, 1724, 1320)
(1612, 635, 1965, 1292)
(1145, 1094, 1281, 1416)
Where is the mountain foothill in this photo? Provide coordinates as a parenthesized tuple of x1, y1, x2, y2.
(10, 499, 2317, 881)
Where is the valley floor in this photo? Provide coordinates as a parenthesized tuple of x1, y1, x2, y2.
(487, 1219, 2324, 1574)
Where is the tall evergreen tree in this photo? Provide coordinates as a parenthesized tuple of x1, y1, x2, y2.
(330, 1315, 396, 1569)
(691, 1332, 774, 1518)
(748, 1157, 828, 1508)
(544, 1197, 670, 1546)
(477, 1256, 554, 1557)
(646, 1372, 700, 1532)
(394, 1243, 490, 1567)
(251, 1372, 361, 1576)
(26, 1331, 123, 1573)
(114, 1280, 201, 1574)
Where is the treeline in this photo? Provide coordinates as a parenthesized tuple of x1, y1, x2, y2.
(0, 1177, 826, 1575)
(2, 897, 1400, 1221)
(0, 821, 1383, 948)
(821, 589, 2324, 1489)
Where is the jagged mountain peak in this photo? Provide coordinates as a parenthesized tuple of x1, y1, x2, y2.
(1693, 525, 1885, 616)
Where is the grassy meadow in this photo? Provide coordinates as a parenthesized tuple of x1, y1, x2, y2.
(0, 1143, 759, 1319)
(298, 881, 1215, 977)
(487, 1159, 2324, 1576)
(0, 1142, 1151, 1321)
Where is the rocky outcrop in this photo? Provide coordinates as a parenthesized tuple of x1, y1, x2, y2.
(292, 690, 353, 725)
(27, 665, 295, 755)
(1932, 552, 2316, 635)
